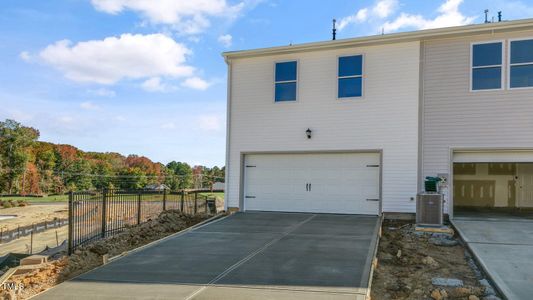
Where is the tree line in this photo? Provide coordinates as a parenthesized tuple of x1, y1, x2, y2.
(0, 119, 225, 195)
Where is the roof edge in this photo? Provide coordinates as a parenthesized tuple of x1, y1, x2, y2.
(222, 18, 533, 59)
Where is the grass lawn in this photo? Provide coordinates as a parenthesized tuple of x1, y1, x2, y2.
(199, 192, 224, 200)
(0, 194, 69, 203)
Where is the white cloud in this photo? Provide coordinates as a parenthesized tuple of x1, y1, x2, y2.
(382, 0, 475, 32)
(338, 0, 398, 30)
(80, 101, 100, 110)
(338, 9, 368, 30)
(181, 77, 211, 90)
(38, 33, 194, 85)
(115, 115, 126, 122)
(91, 0, 244, 35)
(141, 77, 171, 92)
(372, 0, 398, 18)
(19, 51, 31, 62)
(218, 34, 233, 47)
(88, 88, 116, 97)
(198, 115, 223, 131)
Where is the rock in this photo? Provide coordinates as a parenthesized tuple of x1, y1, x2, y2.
(422, 256, 440, 268)
(479, 279, 496, 296)
(431, 289, 443, 300)
(469, 296, 480, 300)
(380, 252, 394, 261)
(429, 236, 459, 247)
(431, 277, 464, 287)
(448, 286, 483, 298)
(396, 249, 402, 258)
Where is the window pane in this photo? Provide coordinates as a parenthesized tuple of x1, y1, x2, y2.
(473, 43, 502, 67)
(275, 82, 296, 101)
(510, 64, 533, 88)
(275, 61, 297, 82)
(338, 55, 363, 77)
(472, 67, 501, 90)
(511, 40, 533, 64)
(338, 77, 362, 98)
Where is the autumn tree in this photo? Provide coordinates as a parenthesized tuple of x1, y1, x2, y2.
(0, 119, 39, 193)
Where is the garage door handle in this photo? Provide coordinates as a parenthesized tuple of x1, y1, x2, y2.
(306, 183, 309, 191)
(245, 196, 256, 199)
(309, 183, 311, 191)
(366, 198, 380, 201)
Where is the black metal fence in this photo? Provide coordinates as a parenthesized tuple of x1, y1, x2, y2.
(68, 189, 222, 254)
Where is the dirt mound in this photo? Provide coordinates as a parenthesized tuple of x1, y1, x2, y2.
(371, 220, 496, 300)
(0, 210, 210, 300)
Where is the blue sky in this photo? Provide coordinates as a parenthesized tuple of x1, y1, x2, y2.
(2, 0, 533, 167)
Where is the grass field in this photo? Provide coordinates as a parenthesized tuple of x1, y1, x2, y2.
(0, 193, 224, 204)
(0, 194, 69, 203)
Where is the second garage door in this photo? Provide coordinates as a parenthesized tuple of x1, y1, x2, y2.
(244, 153, 381, 215)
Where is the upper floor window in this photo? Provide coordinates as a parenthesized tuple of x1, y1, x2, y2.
(510, 39, 533, 89)
(338, 55, 363, 98)
(275, 61, 297, 102)
(471, 42, 503, 91)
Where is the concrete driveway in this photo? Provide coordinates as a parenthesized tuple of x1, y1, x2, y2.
(452, 214, 533, 300)
(36, 212, 380, 300)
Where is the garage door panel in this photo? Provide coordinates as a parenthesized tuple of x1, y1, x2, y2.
(244, 153, 380, 215)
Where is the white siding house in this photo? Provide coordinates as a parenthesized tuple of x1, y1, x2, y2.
(223, 18, 533, 216)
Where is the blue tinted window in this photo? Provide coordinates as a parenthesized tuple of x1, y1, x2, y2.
(338, 56, 362, 77)
(338, 77, 362, 98)
(473, 43, 502, 67)
(472, 67, 501, 90)
(510, 65, 533, 88)
(275, 61, 297, 82)
(275, 82, 296, 101)
(511, 40, 533, 64)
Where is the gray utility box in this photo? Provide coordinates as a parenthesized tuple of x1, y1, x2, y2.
(416, 193, 444, 227)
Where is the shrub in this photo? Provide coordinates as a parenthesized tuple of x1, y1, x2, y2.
(17, 200, 27, 207)
(3, 201, 12, 208)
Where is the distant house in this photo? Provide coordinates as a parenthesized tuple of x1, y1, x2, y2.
(212, 182, 225, 191)
(144, 184, 169, 191)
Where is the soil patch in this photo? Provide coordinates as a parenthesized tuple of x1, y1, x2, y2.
(371, 220, 500, 300)
(0, 210, 211, 300)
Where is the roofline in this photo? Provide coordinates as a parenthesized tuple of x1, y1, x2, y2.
(222, 18, 533, 59)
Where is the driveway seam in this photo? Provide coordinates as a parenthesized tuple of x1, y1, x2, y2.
(184, 214, 317, 300)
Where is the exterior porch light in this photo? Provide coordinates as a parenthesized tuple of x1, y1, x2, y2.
(306, 128, 312, 139)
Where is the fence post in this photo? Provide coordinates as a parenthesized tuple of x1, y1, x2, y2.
(101, 188, 108, 238)
(137, 191, 142, 225)
(0, 227, 3, 244)
(68, 191, 73, 255)
(162, 189, 167, 211)
(180, 190, 184, 212)
(194, 191, 198, 214)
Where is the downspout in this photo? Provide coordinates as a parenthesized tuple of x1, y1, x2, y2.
(223, 56, 232, 212)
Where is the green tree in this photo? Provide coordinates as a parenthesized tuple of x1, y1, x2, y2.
(0, 119, 39, 193)
(166, 161, 193, 189)
(117, 167, 147, 189)
(64, 159, 93, 191)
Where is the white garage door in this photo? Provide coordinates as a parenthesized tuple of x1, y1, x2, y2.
(244, 153, 380, 215)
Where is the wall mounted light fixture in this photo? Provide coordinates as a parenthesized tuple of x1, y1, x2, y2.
(306, 128, 312, 139)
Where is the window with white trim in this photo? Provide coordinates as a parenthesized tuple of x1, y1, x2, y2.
(274, 61, 297, 102)
(471, 42, 503, 91)
(510, 39, 533, 88)
(338, 55, 363, 98)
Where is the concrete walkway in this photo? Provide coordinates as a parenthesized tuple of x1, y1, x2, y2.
(35, 212, 380, 300)
(452, 214, 533, 300)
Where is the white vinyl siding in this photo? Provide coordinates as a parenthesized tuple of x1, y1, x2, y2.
(421, 30, 533, 212)
(226, 41, 420, 213)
